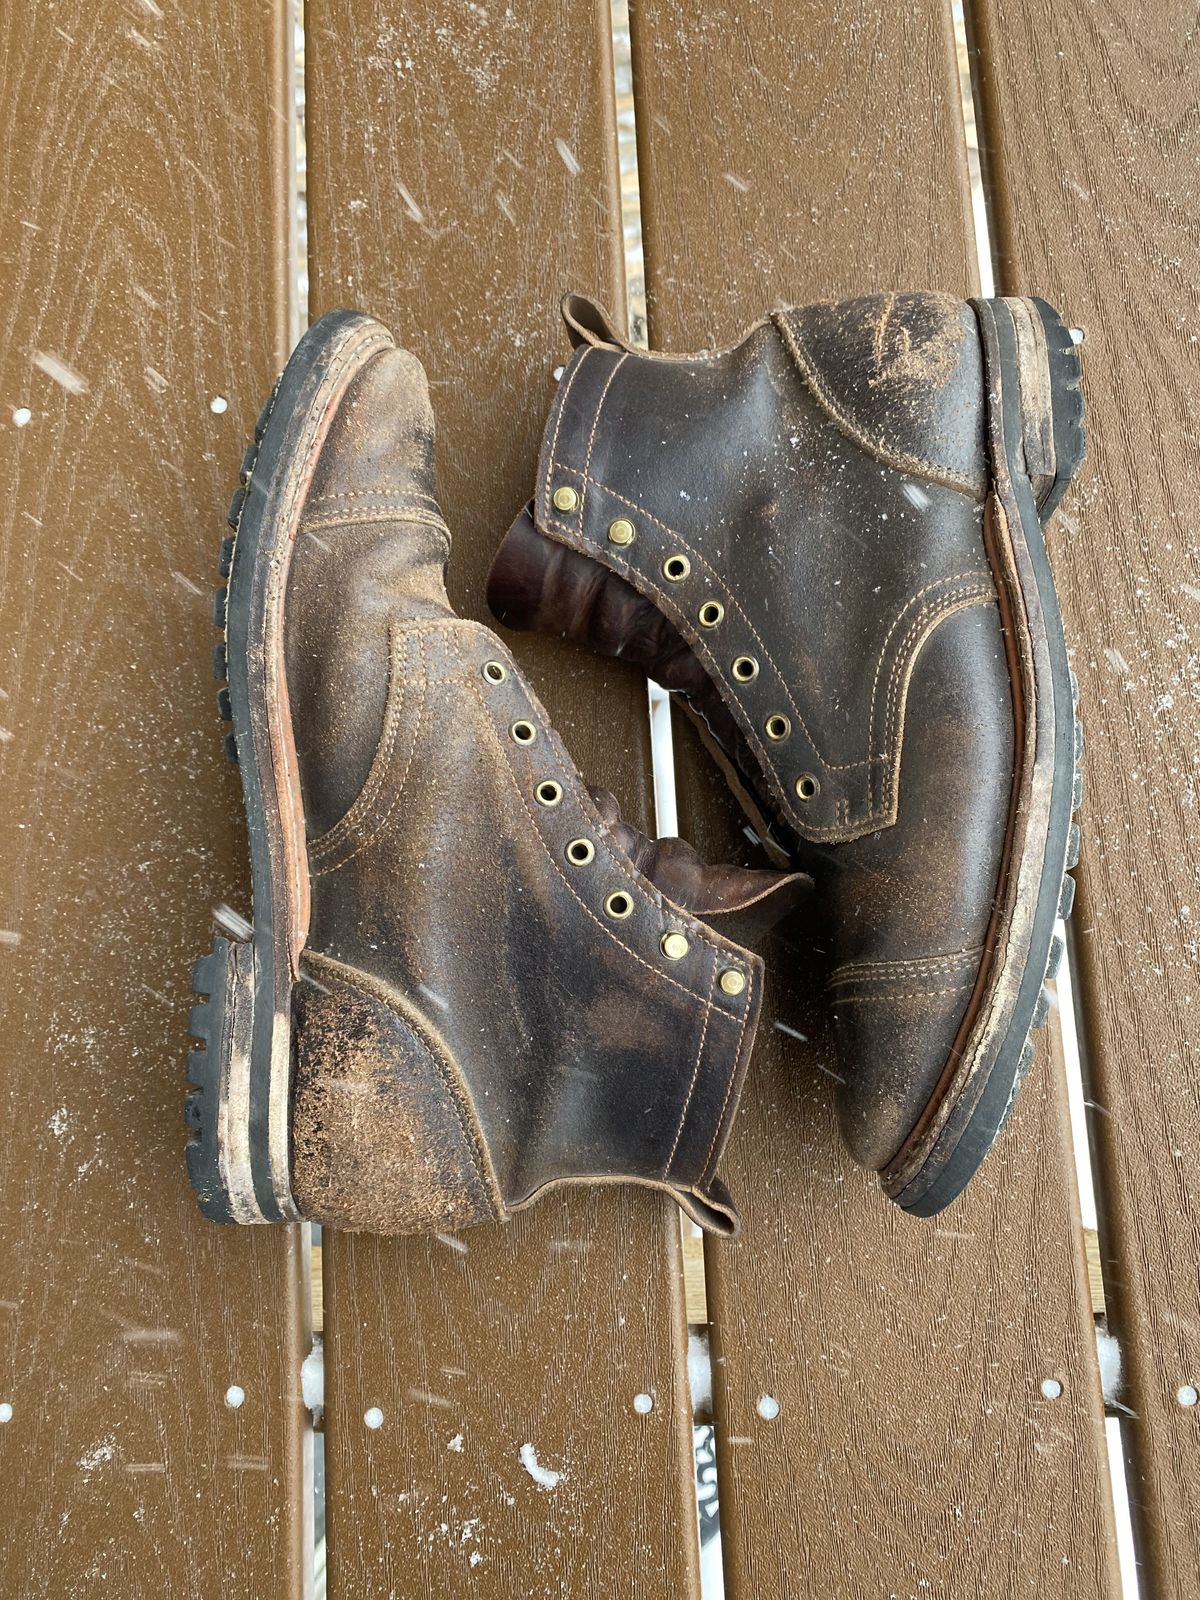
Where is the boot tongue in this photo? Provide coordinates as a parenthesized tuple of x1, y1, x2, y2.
(587, 787, 809, 943)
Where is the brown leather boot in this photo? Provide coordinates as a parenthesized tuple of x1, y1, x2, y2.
(487, 292, 1086, 1215)
(186, 310, 800, 1237)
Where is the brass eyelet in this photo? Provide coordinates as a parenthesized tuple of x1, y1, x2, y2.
(732, 655, 759, 683)
(795, 773, 819, 801)
(698, 600, 724, 628)
(511, 720, 537, 745)
(765, 713, 790, 741)
(552, 485, 579, 512)
(660, 931, 689, 961)
(535, 779, 563, 808)
(607, 518, 636, 547)
(604, 890, 634, 920)
(565, 838, 595, 866)
(719, 968, 747, 997)
(482, 660, 508, 684)
(662, 554, 691, 582)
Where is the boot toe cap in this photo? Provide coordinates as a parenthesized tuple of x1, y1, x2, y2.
(829, 956, 981, 1172)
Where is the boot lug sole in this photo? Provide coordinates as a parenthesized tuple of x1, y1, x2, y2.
(187, 309, 395, 1225)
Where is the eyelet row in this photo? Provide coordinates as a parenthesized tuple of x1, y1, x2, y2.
(484, 654, 747, 986)
(550, 499, 824, 815)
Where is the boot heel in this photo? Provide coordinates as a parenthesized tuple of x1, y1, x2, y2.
(290, 953, 503, 1236)
(186, 933, 275, 1223)
(994, 295, 1086, 521)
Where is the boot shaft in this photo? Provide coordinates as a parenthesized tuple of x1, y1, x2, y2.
(519, 293, 992, 845)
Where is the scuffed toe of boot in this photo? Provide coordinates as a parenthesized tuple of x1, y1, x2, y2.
(828, 949, 983, 1172)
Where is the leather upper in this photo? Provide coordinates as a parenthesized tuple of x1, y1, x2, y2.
(281, 340, 790, 1231)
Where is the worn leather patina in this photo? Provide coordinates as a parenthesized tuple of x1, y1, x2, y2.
(280, 328, 802, 1236)
(488, 291, 1084, 1207)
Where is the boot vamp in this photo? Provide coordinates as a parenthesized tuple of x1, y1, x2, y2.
(283, 346, 456, 836)
(820, 601, 1014, 1170)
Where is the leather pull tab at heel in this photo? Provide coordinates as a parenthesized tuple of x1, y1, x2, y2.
(290, 953, 504, 1235)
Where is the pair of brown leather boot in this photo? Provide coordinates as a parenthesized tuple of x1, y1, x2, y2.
(187, 291, 1083, 1235)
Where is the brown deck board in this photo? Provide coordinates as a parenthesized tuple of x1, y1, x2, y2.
(972, 4, 1200, 1592)
(0, 3, 308, 1595)
(628, 1, 1120, 1594)
(305, 3, 700, 1594)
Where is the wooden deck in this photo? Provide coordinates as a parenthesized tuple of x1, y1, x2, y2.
(1, 1, 1195, 1595)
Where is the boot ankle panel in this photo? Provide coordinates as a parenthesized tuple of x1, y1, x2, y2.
(528, 335, 996, 845)
(505, 956, 760, 1218)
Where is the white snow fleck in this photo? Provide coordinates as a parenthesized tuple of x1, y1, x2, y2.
(554, 138, 580, 175)
(12, 407, 32, 427)
(407, 1387, 454, 1409)
(213, 903, 253, 941)
(301, 1339, 324, 1418)
(722, 172, 750, 192)
(0, 1403, 12, 1424)
(397, 182, 425, 224)
(687, 1330, 712, 1413)
(49, 1107, 69, 1137)
(1096, 1328, 1121, 1405)
(469, 1551, 483, 1567)
(1103, 647, 1130, 678)
(447, 1432, 464, 1452)
(773, 1020, 808, 1042)
(518, 1442, 562, 1489)
(144, 368, 169, 394)
(632, 1392, 654, 1415)
(756, 1393, 781, 1420)
(901, 482, 931, 509)
(33, 352, 88, 394)
(0, 931, 20, 947)
(209, 395, 228, 415)
(364, 1406, 384, 1430)
(78, 1439, 115, 1473)
(225, 1385, 245, 1410)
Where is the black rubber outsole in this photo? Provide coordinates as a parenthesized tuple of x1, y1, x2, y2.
(185, 380, 280, 1223)
(895, 296, 1086, 1216)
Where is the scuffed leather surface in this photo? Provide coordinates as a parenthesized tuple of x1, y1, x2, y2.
(292, 952, 502, 1234)
(282, 341, 780, 1231)
(773, 293, 988, 497)
(488, 294, 1020, 1172)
